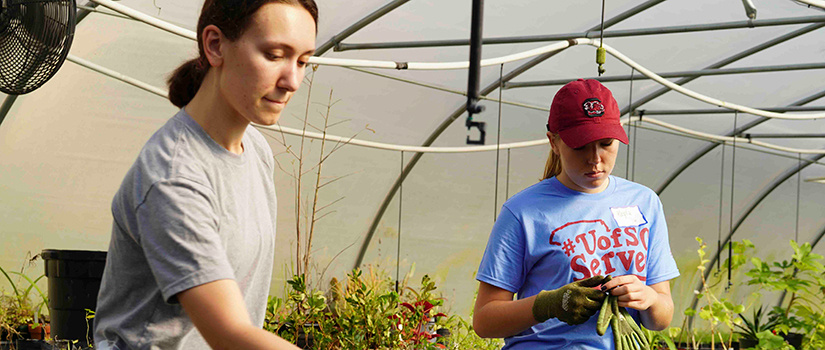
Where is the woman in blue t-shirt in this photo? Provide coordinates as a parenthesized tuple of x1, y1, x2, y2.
(474, 79, 679, 349)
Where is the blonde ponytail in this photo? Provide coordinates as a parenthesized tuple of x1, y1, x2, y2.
(542, 133, 563, 180)
(541, 150, 562, 181)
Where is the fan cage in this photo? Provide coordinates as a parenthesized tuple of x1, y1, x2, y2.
(0, 0, 76, 95)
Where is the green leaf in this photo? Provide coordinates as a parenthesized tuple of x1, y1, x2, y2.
(734, 305, 745, 314)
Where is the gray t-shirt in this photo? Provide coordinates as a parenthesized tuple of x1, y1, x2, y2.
(94, 109, 277, 350)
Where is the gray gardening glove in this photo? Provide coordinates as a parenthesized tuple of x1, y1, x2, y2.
(532, 275, 610, 325)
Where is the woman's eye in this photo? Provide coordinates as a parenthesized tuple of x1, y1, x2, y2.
(266, 53, 283, 60)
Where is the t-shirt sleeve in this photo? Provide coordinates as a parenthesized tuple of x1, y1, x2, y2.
(135, 178, 235, 303)
(645, 196, 680, 286)
(476, 206, 526, 294)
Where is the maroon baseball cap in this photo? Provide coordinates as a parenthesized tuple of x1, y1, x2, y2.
(546, 79, 628, 149)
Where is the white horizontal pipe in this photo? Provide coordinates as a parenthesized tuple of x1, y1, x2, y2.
(69, 50, 825, 155)
(66, 54, 168, 98)
(630, 116, 825, 154)
(88, 1, 824, 121)
(404, 41, 571, 70)
(91, 0, 572, 70)
(796, 0, 825, 9)
(89, 0, 196, 40)
(577, 38, 825, 120)
(254, 124, 549, 152)
(72, 4, 825, 154)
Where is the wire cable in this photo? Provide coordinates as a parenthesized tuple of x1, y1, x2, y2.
(796, 153, 802, 242)
(727, 112, 738, 290)
(626, 122, 632, 179)
(395, 151, 403, 293)
(506, 149, 511, 200)
(632, 118, 639, 181)
(626, 69, 635, 179)
(717, 142, 726, 272)
(494, 64, 504, 222)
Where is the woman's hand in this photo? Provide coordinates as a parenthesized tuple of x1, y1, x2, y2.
(600, 275, 674, 331)
(600, 274, 657, 311)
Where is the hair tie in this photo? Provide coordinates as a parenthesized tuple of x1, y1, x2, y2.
(195, 57, 208, 71)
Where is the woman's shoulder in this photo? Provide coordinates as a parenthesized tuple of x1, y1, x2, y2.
(611, 176, 661, 205)
(501, 178, 563, 212)
(243, 125, 275, 164)
(139, 112, 209, 177)
(124, 112, 213, 194)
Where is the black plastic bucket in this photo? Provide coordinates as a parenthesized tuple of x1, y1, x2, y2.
(41, 249, 106, 346)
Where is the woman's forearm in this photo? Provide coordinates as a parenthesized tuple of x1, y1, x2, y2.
(639, 288, 674, 331)
(473, 295, 539, 338)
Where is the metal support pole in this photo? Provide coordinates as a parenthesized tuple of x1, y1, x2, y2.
(740, 133, 825, 138)
(622, 22, 825, 117)
(655, 89, 825, 195)
(336, 15, 825, 51)
(635, 106, 825, 116)
(465, 0, 486, 145)
(315, 0, 410, 55)
(0, 95, 19, 127)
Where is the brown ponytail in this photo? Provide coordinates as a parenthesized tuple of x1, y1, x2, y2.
(166, 0, 319, 108)
(167, 58, 209, 108)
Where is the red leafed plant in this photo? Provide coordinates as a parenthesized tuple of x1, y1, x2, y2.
(395, 275, 448, 347)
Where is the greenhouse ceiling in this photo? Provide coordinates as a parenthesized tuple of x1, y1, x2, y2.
(1, 0, 824, 317)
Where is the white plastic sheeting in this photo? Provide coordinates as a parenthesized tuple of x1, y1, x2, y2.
(1, 0, 824, 320)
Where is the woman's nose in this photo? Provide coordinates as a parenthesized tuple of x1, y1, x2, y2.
(277, 63, 303, 92)
(587, 147, 601, 164)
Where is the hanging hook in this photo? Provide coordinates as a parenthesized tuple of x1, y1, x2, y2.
(466, 118, 487, 145)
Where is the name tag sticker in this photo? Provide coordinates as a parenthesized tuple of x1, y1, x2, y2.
(610, 206, 648, 227)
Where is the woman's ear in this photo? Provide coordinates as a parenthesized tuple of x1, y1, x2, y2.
(547, 132, 560, 155)
(202, 24, 224, 67)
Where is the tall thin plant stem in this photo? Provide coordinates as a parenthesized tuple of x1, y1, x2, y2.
(295, 66, 318, 277)
(304, 89, 334, 274)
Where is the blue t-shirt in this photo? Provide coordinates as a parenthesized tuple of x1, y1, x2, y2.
(477, 176, 679, 350)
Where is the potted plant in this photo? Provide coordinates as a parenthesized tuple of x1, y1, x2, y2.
(264, 266, 507, 349)
(735, 305, 781, 349)
(745, 241, 825, 350)
(673, 238, 748, 350)
(1, 262, 51, 349)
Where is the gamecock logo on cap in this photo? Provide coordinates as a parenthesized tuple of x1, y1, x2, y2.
(582, 98, 605, 117)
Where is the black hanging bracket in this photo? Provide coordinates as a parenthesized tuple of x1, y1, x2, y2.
(465, 0, 486, 145)
(466, 112, 486, 145)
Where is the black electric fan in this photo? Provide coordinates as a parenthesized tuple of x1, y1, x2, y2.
(0, 0, 76, 95)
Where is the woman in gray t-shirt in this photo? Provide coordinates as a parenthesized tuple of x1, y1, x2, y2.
(94, 1, 318, 349)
